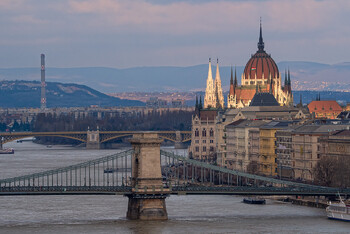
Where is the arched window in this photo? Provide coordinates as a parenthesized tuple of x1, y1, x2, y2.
(195, 128, 199, 137)
(202, 128, 206, 137)
(209, 129, 214, 137)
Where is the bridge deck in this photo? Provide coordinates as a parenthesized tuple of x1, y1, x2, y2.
(0, 186, 348, 196)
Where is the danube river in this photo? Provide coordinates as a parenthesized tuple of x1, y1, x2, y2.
(0, 141, 349, 233)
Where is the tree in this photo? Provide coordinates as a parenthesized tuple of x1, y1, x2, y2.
(313, 156, 350, 188)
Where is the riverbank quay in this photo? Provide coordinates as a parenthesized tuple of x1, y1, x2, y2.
(272, 196, 328, 209)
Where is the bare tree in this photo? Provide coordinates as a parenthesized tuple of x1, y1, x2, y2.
(313, 156, 350, 188)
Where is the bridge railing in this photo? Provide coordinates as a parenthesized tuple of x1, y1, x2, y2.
(0, 149, 133, 189)
(160, 150, 342, 192)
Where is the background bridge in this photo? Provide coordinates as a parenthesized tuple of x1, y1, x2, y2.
(0, 130, 191, 149)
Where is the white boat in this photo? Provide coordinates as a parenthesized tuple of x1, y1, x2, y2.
(0, 148, 14, 154)
(326, 197, 350, 222)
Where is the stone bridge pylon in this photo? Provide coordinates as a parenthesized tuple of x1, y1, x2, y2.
(127, 132, 170, 220)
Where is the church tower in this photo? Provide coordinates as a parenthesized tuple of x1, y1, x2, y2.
(204, 58, 215, 108)
(214, 58, 224, 109)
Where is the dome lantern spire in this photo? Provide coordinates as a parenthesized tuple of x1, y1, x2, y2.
(257, 17, 265, 52)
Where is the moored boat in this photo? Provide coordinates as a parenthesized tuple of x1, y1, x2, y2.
(243, 197, 266, 205)
(326, 198, 350, 222)
(0, 148, 14, 154)
(104, 168, 131, 173)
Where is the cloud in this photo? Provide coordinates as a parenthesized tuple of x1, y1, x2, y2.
(0, 0, 349, 67)
(12, 15, 48, 25)
(65, 0, 350, 34)
(0, 0, 26, 10)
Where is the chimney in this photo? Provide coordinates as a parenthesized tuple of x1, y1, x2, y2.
(41, 54, 46, 110)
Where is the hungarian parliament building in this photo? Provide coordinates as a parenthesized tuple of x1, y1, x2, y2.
(204, 22, 293, 110)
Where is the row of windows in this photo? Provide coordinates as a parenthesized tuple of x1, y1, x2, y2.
(195, 140, 214, 144)
(195, 146, 215, 152)
(195, 128, 214, 137)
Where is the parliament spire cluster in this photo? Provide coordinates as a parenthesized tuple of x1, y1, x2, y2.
(204, 58, 225, 109)
(203, 21, 293, 109)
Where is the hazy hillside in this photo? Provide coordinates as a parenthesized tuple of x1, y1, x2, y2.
(0, 80, 144, 108)
(0, 61, 349, 93)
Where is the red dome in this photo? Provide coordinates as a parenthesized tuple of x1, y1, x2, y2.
(243, 51, 279, 80)
(243, 22, 279, 81)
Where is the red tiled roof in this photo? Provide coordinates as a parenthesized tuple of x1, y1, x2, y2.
(235, 89, 256, 103)
(308, 101, 342, 119)
(308, 101, 342, 112)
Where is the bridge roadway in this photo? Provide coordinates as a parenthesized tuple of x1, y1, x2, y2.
(1, 185, 349, 197)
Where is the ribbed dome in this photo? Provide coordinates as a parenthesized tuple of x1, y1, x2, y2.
(243, 51, 279, 80)
(243, 21, 279, 81)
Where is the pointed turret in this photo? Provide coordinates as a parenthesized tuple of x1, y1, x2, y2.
(204, 58, 215, 108)
(199, 96, 203, 109)
(229, 66, 235, 96)
(287, 69, 292, 93)
(214, 58, 224, 109)
(227, 66, 236, 109)
(284, 69, 288, 92)
(234, 66, 238, 88)
(257, 17, 265, 52)
(195, 96, 199, 116)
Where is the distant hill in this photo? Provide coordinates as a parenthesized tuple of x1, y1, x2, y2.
(0, 61, 349, 93)
(0, 80, 144, 108)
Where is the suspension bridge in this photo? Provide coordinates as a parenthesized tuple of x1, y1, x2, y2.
(0, 132, 349, 220)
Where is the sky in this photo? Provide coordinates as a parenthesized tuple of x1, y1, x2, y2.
(0, 0, 349, 68)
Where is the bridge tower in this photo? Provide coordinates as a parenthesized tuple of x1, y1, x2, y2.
(174, 130, 185, 149)
(86, 128, 100, 149)
(127, 132, 169, 220)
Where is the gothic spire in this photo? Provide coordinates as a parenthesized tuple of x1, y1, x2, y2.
(204, 58, 215, 108)
(284, 69, 288, 86)
(195, 95, 198, 108)
(215, 58, 220, 81)
(199, 95, 203, 109)
(234, 66, 238, 87)
(288, 68, 291, 85)
(214, 58, 224, 109)
(208, 58, 213, 80)
(288, 68, 292, 93)
(257, 17, 265, 52)
(229, 66, 235, 96)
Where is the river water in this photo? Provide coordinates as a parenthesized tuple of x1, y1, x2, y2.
(0, 141, 349, 233)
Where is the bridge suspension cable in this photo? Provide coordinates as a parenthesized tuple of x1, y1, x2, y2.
(0, 150, 133, 194)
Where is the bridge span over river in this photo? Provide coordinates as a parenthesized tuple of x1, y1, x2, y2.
(0, 130, 191, 149)
(1, 132, 349, 220)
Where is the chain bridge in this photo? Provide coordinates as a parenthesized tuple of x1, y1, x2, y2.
(0, 130, 191, 149)
(0, 133, 349, 220)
